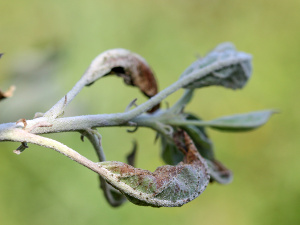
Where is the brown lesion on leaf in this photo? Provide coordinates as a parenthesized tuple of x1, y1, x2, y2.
(0, 86, 16, 102)
(108, 55, 158, 97)
(101, 130, 209, 204)
(104, 52, 160, 113)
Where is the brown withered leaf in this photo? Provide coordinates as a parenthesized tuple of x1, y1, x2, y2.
(84, 49, 160, 112)
(0, 86, 16, 101)
(97, 131, 210, 207)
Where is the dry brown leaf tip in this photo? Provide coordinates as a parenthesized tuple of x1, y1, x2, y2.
(85, 49, 160, 112)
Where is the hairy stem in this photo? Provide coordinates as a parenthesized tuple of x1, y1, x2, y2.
(0, 51, 250, 154)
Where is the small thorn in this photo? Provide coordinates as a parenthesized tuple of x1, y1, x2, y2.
(125, 98, 138, 112)
(80, 134, 85, 142)
(22, 142, 28, 148)
(154, 132, 160, 144)
(127, 122, 138, 133)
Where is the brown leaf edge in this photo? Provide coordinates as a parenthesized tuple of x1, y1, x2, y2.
(86, 49, 160, 113)
(0, 86, 16, 101)
(97, 131, 210, 207)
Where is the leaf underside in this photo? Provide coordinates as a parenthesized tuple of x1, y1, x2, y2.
(204, 110, 277, 132)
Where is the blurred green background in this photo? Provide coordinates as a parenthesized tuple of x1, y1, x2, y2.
(0, 0, 299, 224)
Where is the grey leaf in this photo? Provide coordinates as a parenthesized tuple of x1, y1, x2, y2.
(180, 42, 252, 90)
(203, 110, 277, 131)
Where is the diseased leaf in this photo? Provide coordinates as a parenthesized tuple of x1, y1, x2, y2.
(97, 131, 210, 207)
(83, 49, 160, 112)
(182, 114, 233, 183)
(100, 143, 138, 207)
(201, 110, 277, 132)
(180, 42, 252, 90)
(160, 113, 233, 184)
(160, 114, 214, 165)
(99, 176, 127, 207)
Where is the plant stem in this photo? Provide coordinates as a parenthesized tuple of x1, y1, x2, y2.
(43, 77, 87, 119)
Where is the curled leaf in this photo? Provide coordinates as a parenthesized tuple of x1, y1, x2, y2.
(101, 142, 139, 207)
(161, 113, 233, 184)
(182, 114, 233, 183)
(83, 49, 160, 112)
(97, 131, 209, 207)
(180, 42, 252, 90)
(0, 86, 16, 101)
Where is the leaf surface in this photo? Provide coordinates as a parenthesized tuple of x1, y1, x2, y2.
(97, 132, 210, 207)
(203, 110, 276, 131)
